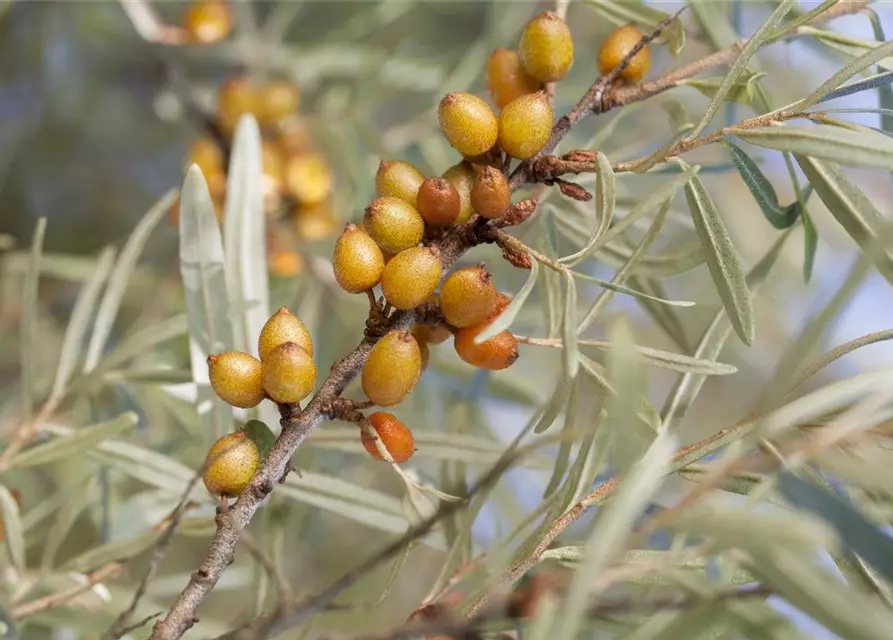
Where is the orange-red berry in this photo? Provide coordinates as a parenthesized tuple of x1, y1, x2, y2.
(417, 177, 461, 226)
(439, 266, 497, 328)
(362, 412, 415, 463)
(470, 166, 511, 219)
(183, 0, 233, 44)
(486, 47, 543, 110)
(454, 322, 519, 371)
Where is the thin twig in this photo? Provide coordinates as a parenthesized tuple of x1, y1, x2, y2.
(11, 563, 123, 620)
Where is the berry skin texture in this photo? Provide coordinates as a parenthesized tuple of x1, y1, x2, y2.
(202, 431, 260, 497)
(183, 0, 232, 44)
(284, 153, 333, 207)
(454, 322, 519, 371)
(217, 76, 258, 134)
(498, 91, 553, 160)
(381, 246, 443, 310)
(208, 351, 265, 408)
(439, 266, 497, 328)
(362, 330, 422, 406)
(363, 196, 425, 254)
(486, 47, 542, 110)
(519, 12, 574, 83)
(471, 166, 511, 219)
(261, 342, 316, 404)
(333, 224, 385, 293)
(442, 162, 477, 224)
(412, 322, 451, 345)
(417, 177, 460, 226)
(376, 160, 425, 207)
(259, 306, 313, 360)
(598, 24, 651, 82)
(438, 92, 498, 157)
(362, 412, 416, 463)
(256, 80, 301, 126)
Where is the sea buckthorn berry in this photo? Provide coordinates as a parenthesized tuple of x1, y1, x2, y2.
(261, 140, 285, 184)
(202, 431, 259, 496)
(217, 76, 258, 133)
(293, 201, 338, 242)
(268, 247, 304, 277)
(186, 137, 225, 177)
(261, 342, 316, 404)
(208, 351, 265, 408)
(491, 292, 512, 318)
(412, 322, 451, 345)
(598, 24, 651, 82)
(438, 92, 498, 157)
(381, 246, 442, 310)
(486, 47, 542, 110)
(362, 330, 422, 406)
(498, 91, 553, 160)
(256, 80, 301, 127)
(259, 306, 313, 360)
(278, 118, 314, 155)
(442, 162, 476, 224)
(376, 160, 425, 207)
(417, 177, 460, 226)
(519, 12, 574, 83)
(363, 196, 425, 254)
(333, 224, 385, 293)
(362, 412, 416, 462)
(285, 153, 333, 207)
(183, 0, 232, 44)
(454, 322, 519, 371)
(471, 166, 511, 219)
(439, 266, 497, 328)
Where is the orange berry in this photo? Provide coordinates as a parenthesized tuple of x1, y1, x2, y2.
(202, 431, 259, 496)
(417, 177, 460, 227)
(470, 166, 511, 219)
(375, 160, 425, 207)
(256, 80, 301, 126)
(259, 306, 313, 360)
(412, 323, 451, 345)
(217, 76, 258, 134)
(362, 330, 422, 406)
(183, 0, 232, 44)
(381, 246, 442, 310)
(486, 47, 543, 110)
(439, 266, 497, 328)
(498, 91, 553, 160)
(491, 292, 512, 318)
(261, 342, 316, 404)
(438, 92, 498, 157)
(519, 12, 574, 82)
(333, 224, 385, 293)
(598, 24, 651, 82)
(278, 117, 314, 155)
(442, 161, 476, 224)
(268, 247, 304, 277)
(363, 196, 425, 254)
(454, 322, 519, 371)
(293, 201, 338, 242)
(261, 140, 285, 184)
(284, 153, 333, 207)
(186, 137, 225, 177)
(362, 412, 415, 463)
(207, 351, 265, 408)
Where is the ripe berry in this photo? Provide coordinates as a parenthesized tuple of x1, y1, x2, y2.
(486, 47, 542, 110)
(381, 246, 442, 310)
(470, 166, 511, 219)
(261, 140, 285, 184)
(333, 224, 385, 293)
(362, 412, 416, 463)
(417, 177, 460, 226)
(498, 91, 553, 160)
(454, 322, 519, 370)
(519, 12, 574, 83)
(259, 306, 313, 360)
(285, 153, 333, 207)
(412, 322, 451, 345)
(293, 201, 338, 242)
(217, 76, 258, 134)
(207, 351, 265, 408)
(438, 92, 498, 157)
(598, 24, 651, 82)
(186, 137, 225, 178)
(362, 330, 422, 406)
(439, 266, 497, 328)
(202, 431, 259, 496)
(278, 118, 314, 155)
(491, 291, 512, 317)
(376, 160, 425, 207)
(183, 0, 232, 44)
(268, 247, 304, 277)
(442, 162, 476, 224)
(262, 342, 316, 404)
(363, 196, 425, 254)
(256, 80, 301, 127)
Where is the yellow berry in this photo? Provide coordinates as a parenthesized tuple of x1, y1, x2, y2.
(256, 80, 301, 127)
(259, 306, 313, 360)
(183, 0, 232, 44)
(207, 351, 265, 408)
(278, 118, 314, 155)
(217, 76, 258, 134)
(363, 196, 425, 254)
(412, 322, 451, 345)
(362, 412, 415, 462)
(598, 24, 651, 82)
(284, 153, 333, 207)
(375, 160, 425, 207)
(498, 91, 553, 160)
(333, 223, 385, 293)
(454, 322, 519, 371)
(438, 92, 498, 157)
(470, 166, 511, 219)
(202, 431, 259, 496)
(362, 330, 422, 406)
(519, 12, 574, 83)
(186, 137, 225, 177)
(442, 162, 476, 224)
(417, 177, 460, 227)
(381, 246, 442, 310)
(261, 140, 285, 184)
(293, 201, 338, 242)
(261, 342, 316, 404)
(486, 47, 543, 110)
(268, 247, 304, 277)
(439, 266, 497, 328)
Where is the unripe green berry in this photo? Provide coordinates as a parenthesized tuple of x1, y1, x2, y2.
(362, 330, 422, 406)
(381, 246, 442, 310)
(376, 160, 425, 207)
(598, 24, 651, 82)
(362, 412, 415, 462)
(498, 91, 553, 160)
(439, 266, 497, 328)
(259, 306, 313, 360)
(438, 92, 498, 157)
(202, 431, 259, 496)
(417, 177, 460, 226)
(454, 322, 519, 371)
(208, 351, 265, 408)
(442, 162, 476, 224)
(470, 166, 511, 219)
(486, 47, 542, 110)
(519, 12, 574, 83)
(333, 224, 385, 293)
(363, 196, 425, 254)
(261, 342, 316, 404)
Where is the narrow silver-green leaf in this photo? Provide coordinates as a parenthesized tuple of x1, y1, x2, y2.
(582, 340, 737, 375)
(41, 474, 98, 569)
(604, 318, 651, 473)
(803, 27, 893, 73)
(0, 485, 25, 573)
(791, 329, 893, 393)
(683, 71, 766, 104)
(573, 271, 695, 307)
(561, 152, 615, 266)
(561, 275, 578, 379)
(764, 0, 839, 41)
(725, 139, 799, 230)
(62, 529, 163, 573)
(475, 257, 538, 344)
(684, 170, 754, 345)
(20, 217, 46, 424)
(88, 440, 197, 495)
(10, 412, 139, 468)
(532, 373, 573, 434)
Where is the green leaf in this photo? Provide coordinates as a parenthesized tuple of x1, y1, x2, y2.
(802, 207, 818, 282)
(20, 217, 46, 424)
(585, 0, 685, 56)
(684, 71, 766, 104)
(690, 0, 742, 51)
(62, 530, 162, 573)
(241, 420, 276, 458)
(532, 373, 573, 434)
(0, 485, 25, 573)
(88, 440, 197, 495)
(475, 257, 538, 344)
(560, 152, 615, 266)
(801, 26, 893, 73)
(604, 319, 651, 473)
(580, 340, 737, 375)
(864, 9, 893, 134)
(628, 275, 692, 352)
(684, 168, 755, 345)
(560, 276, 578, 380)
(10, 412, 139, 469)
(41, 473, 98, 569)
(725, 139, 800, 229)
(765, 0, 840, 41)
(573, 272, 695, 307)
(791, 329, 893, 393)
